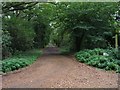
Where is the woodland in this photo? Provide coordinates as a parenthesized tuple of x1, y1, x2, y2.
(1, 2, 120, 73)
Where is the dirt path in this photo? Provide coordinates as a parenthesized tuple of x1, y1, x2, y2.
(2, 47, 118, 88)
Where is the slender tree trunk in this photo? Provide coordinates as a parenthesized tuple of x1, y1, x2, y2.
(74, 30, 85, 51)
(75, 36, 80, 51)
(115, 33, 118, 51)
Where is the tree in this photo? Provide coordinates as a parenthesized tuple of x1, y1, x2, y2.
(51, 2, 118, 51)
(2, 2, 54, 55)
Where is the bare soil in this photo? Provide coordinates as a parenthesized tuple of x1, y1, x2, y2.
(2, 47, 118, 88)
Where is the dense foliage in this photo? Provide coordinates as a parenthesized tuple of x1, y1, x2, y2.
(2, 3, 52, 59)
(3, 16, 35, 52)
(75, 48, 120, 73)
(2, 49, 42, 73)
(2, 2, 120, 73)
(2, 30, 12, 59)
(2, 2, 120, 57)
(51, 2, 120, 51)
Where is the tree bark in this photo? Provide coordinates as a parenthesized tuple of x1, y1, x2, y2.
(74, 30, 85, 52)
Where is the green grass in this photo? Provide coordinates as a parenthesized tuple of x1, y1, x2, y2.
(2, 49, 42, 73)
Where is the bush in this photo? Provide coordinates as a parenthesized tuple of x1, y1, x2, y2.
(2, 30, 12, 59)
(84, 36, 108, 49)
(75, 48, 120, 73)
(2, 60, 29, 73)
(107, 48, 120, 60)
(60, 48, 70, 55)
(2, 49, 42, 73)
(4, 17, 35, 52)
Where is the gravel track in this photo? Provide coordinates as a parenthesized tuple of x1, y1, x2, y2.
(2, 47, 118, 88)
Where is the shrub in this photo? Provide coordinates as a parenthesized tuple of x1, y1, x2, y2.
(107, 48, 120, 60)
(2, 30, 12, 59)
(75, 48, 120, 73)
(2, 60, 29, 73)
(4, 17, 36, 52)
(60, 47, 71, 55)
(2, 49, 42, 73)
(83, 36, 108, 49)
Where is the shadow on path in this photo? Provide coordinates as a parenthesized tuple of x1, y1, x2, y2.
(42, 46, 60, 55)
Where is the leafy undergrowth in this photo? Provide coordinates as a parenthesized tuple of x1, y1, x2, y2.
(59, 46, 72, 55)
(75, 48, 120, 73)
(60, 48, 70, 55)
(2, 49, 42, 73)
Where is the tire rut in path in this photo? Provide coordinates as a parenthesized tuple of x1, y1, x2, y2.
(2, 47, 118, 88)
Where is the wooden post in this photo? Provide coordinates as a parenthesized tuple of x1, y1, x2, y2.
(115, 30, 118, 51)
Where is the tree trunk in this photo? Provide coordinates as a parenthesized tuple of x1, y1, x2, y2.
(74, 30, 85, 52)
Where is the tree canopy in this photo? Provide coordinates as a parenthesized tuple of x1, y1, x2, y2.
(2, 2, 120, 59)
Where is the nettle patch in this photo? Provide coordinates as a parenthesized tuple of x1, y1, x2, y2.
(75, 48, 120, 73)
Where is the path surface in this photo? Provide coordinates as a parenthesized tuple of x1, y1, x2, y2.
(2, 47, 118, 88)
